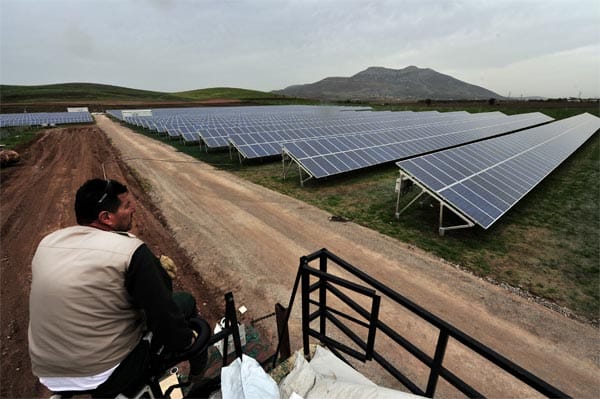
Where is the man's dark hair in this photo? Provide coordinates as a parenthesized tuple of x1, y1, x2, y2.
(75, 179, 128, 225)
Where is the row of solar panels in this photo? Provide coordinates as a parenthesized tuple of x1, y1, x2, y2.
(202, 110, 443, 148)
(106, 105, 372, 144)
(0, 112, 93, 128)
(109, 106, 497, 148)
(281, 113, 552, 179)
(397, 113, 599, 230)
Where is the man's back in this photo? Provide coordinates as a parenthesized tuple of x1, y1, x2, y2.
(29, 225, 144, 377)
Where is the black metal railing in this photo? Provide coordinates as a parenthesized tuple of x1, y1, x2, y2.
(274, 248, 570, 398)
(208, 292, 244, 366)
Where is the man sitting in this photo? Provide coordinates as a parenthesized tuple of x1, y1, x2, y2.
(28, 178, 206, 397)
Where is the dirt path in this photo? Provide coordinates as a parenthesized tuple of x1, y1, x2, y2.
(94, 115, 598, 398)
(1, 117, 597, 398)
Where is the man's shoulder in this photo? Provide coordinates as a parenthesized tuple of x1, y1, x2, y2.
(40, 225, 89, 241)
(114, 231, 139, 239)
(41, 226, 144, 249)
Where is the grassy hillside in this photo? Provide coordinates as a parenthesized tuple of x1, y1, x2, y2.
(0, 83, 183, 103)
(173, 87, 285, 100)
(0, 83, 281, 104)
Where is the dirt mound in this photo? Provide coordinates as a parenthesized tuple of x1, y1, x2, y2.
(0, 149, 20, 167)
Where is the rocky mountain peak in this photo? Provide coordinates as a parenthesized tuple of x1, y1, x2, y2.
(274, 66, 501, 101)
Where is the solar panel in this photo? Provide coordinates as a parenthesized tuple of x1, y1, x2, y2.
(396, 113, 600, 229)
(166, 127, 182, 138)
(0, 112, 93, 127)
(284, 112, 553, 179)
(180, 127, 200, 143)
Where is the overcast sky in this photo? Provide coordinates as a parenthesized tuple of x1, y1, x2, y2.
(1, 0, 598, 98)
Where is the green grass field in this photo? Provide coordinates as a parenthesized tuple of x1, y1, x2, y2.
(0, 126, 41, 150)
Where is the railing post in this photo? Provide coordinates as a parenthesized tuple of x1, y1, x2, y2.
(366, 295, 380, 360)
(275, 303, 291, 361)
(219, 292, 243, 367)
(301, 259, 311, 358)
(272, 258, 305, 369)
(319, 251, 328, 338)
(426, 329, 450, 397)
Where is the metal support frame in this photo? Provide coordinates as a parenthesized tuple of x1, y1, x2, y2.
(273, 249, 570, 398)
(199, 139, 208, 153)
(396, 170, 475, 235)
(396, 189, 426, 219)
(227, 141, 245, 164)
(438, 203, 475, 236)
(282, 150, 313, 187)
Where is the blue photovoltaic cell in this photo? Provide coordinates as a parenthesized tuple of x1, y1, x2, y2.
(397, 113, 600, 229)
(180, 129, 200, 142)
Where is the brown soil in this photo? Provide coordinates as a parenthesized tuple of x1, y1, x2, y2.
(1, 116, 598, 398)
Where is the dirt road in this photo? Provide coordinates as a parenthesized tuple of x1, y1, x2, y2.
(95, 115, 598, 398)
(1, 116, 597, 398)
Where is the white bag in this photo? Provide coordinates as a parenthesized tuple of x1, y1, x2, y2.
(221, 354, 279, 399)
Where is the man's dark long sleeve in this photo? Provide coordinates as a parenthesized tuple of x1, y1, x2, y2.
(125, 244, 193, 351)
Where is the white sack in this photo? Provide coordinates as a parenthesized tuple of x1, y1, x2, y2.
(279, 347, 424, 399)
(279, 353, 316, 399)
(221, 354, 279, 399)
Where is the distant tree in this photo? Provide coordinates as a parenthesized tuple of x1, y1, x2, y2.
(488, 98, 496, 105)
(425, 98, 432, 106)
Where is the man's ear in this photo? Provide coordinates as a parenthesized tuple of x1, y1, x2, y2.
(98, 211, 112, 225)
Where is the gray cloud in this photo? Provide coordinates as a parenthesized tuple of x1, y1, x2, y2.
(1, 0, 598, 97)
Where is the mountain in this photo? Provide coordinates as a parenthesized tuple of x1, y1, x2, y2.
(273, 66, 502, 101)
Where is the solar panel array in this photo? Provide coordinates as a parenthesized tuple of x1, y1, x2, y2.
(397, 113, 600, 229)
(195, 106, 381, 148)
(283, 112, 554, 179)
(229, 111, 475, 159)
(0, 112, 93, 128)
(107, 106, 562, 182)
(106, 105, 371, 145)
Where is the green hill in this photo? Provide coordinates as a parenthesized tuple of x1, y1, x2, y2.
(0, 83, 181, 103)
(173, 87, 285, 101)
(0, 83, 282, 103)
